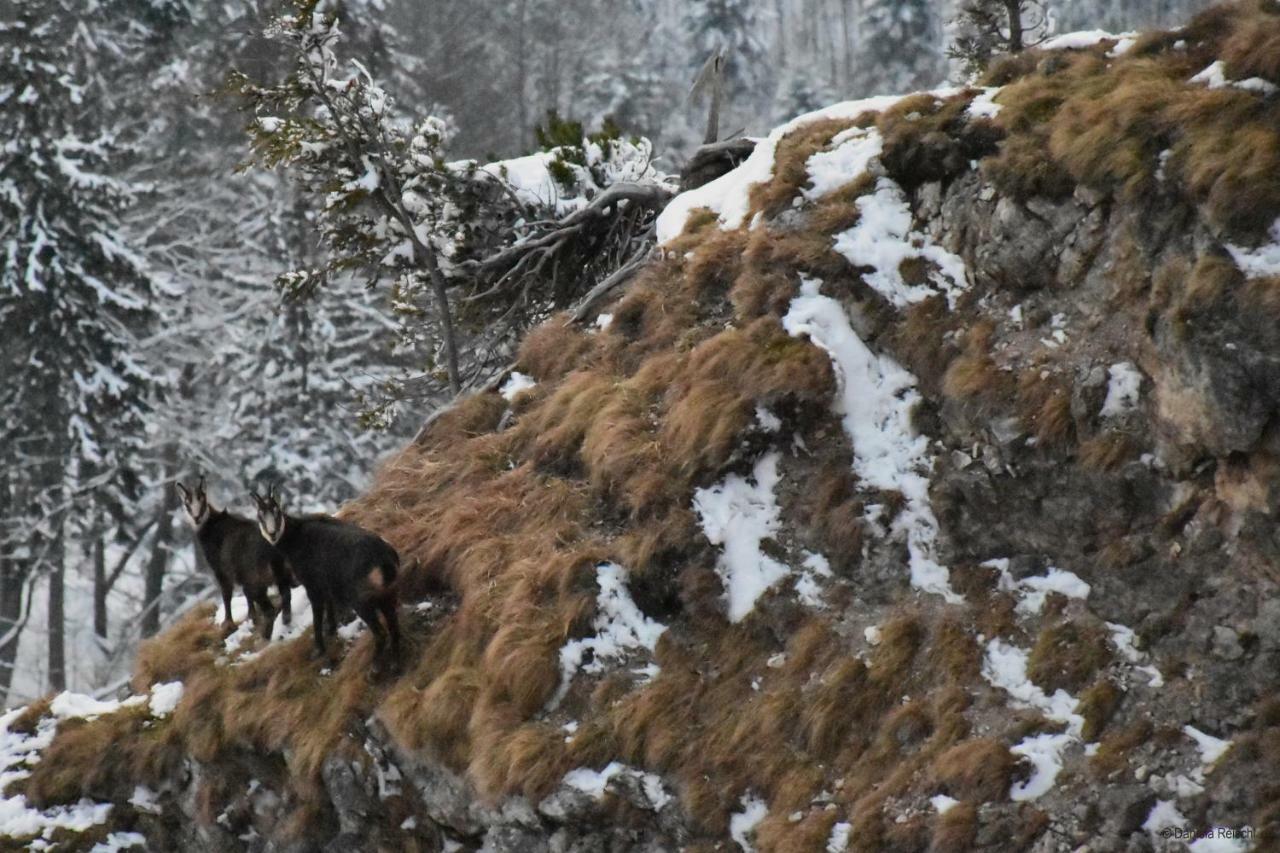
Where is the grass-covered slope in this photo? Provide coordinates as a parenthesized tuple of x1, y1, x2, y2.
(7, 2, 1280, 850)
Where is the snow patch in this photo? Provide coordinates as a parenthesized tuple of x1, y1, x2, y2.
(982, 638, 1084, 801)
(500, 371, 537, 402)
(1226, 217, 1280, 279)
(693, 452, 792, 621)
(729, 793, 768, 852)
(803, 127, 882, 200)
(1010, 732, 1074, 801)
(783, 277, 961, 603)
(1190, 60, 1279, 95)
(833, 179, 969, 309)
(1106, 621, 1164, 687)
(1041, 30, 1135, 51)
(826, 820, 852, 852)
(148, 681, 183, 717)
(1100, 362, 1143, 418)
(1143, 799, 1187, 834)
(562, 761, 671, 811)
(794, 551, 833, 608)
(552, 563, 666, 707)
(982, 639, 1082, 732)
(966, 87, 1003, 119)
(656, 94, 913, 243)
(985, 560, 1090, 615)
(930, 794, 960, 814)
(1183, 725, 1232, 767)
(91, 831, 146, 851)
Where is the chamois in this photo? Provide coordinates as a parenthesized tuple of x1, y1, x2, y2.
(176, 476, 292, 639)
(250, 486, 402, 670)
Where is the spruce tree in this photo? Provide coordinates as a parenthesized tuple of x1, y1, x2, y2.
(0, 0, 159, 697)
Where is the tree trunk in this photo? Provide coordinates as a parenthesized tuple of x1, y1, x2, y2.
(93, 534, 108, 640)
(142, 464, 178, 637)
(0, 560, 23, 705)
(514, 0, 529, 149)
(47, 529, 65, 692)
(1005, 0, 1025, 52)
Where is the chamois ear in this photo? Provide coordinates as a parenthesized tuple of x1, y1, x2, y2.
(175, 481, 190, 501)
(196, 473, 206, 497)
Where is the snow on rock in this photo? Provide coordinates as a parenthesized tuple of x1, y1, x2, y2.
(1100, 362, 1144, 418)
(552, 563, 667, 707)
(148, 682, 183, 718)
(1041, 30, 1135, 51)
(90, 831, 147, 851)
(832, 178, 969, 309)
(500, 371, 537, 402)
(1108, 36, 1139, 57)
(728, 793, 768, 852)
(1183, 725, 1233, 767)
(794, 551, 834, 608)
(128, 785, 161, 815)
(1106, 621, 1164, 687)
(693, 452, 793, 621)
(1010, 732, 1075, 801)
(656, 94, 911, 243)
(982, 639, 1083, 732)
(966, 87, 1003, 119)
(982, 638, 1085, 801)
(803, 126, 883, 200)
(754, 406, 783, 433)
(1, 707, 115, 842)
(783, 277, 961, 603)
(46, 690, 148, 723)
(986, 559, 1091, 615)
(594, 312, 614, 332)
(826, 821, 852, 852)
(1227, 217, 1280, 279)
(1143, 799, 1187, 834)
(562, 761, 671, 810)
(1190, 60, 1279, 95)
(930, 794, 960, 814)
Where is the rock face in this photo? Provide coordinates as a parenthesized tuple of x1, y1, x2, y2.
(8, 7, 1280, 852)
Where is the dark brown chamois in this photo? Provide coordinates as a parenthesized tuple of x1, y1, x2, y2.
(250, 486, 402, 670)
(176, 476, 292, 639)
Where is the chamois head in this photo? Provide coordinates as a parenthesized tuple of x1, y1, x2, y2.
(175, 475, 211, 528)
(250, 485, 286, 545)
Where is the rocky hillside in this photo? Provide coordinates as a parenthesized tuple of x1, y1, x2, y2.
(5, 3, 1280, 851)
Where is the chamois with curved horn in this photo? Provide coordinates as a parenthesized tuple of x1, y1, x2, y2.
(176, 475, 293, 639)
(249, 485, 402, 670)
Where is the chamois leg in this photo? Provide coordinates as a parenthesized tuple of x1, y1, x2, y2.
(271, 556, 292, 626)
(325, 597, 339, 638)
(218, 574, 236, 632)
(250, 586, 278, 640)
(355, 601, 388, 673)
(378, 592, 402, 670)
(304, 584, 328, 658)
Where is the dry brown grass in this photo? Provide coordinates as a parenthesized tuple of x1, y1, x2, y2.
(515, 312, 599, 382)
(942, 321, 1011, 404)
(1078, 679, 1124, 742)
(794, 468, 864, 574)
(876, 91, 1003, 190)
(22, 9, 1268, 843)
(1079, 432, 1139, 471)
(1027, 619, 1114, 694)
(1090, 719, 1153, 779)
(932, 738, 1016, 803)
(749, 117, 859, 219)
(1017, 370, 1076, 449)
